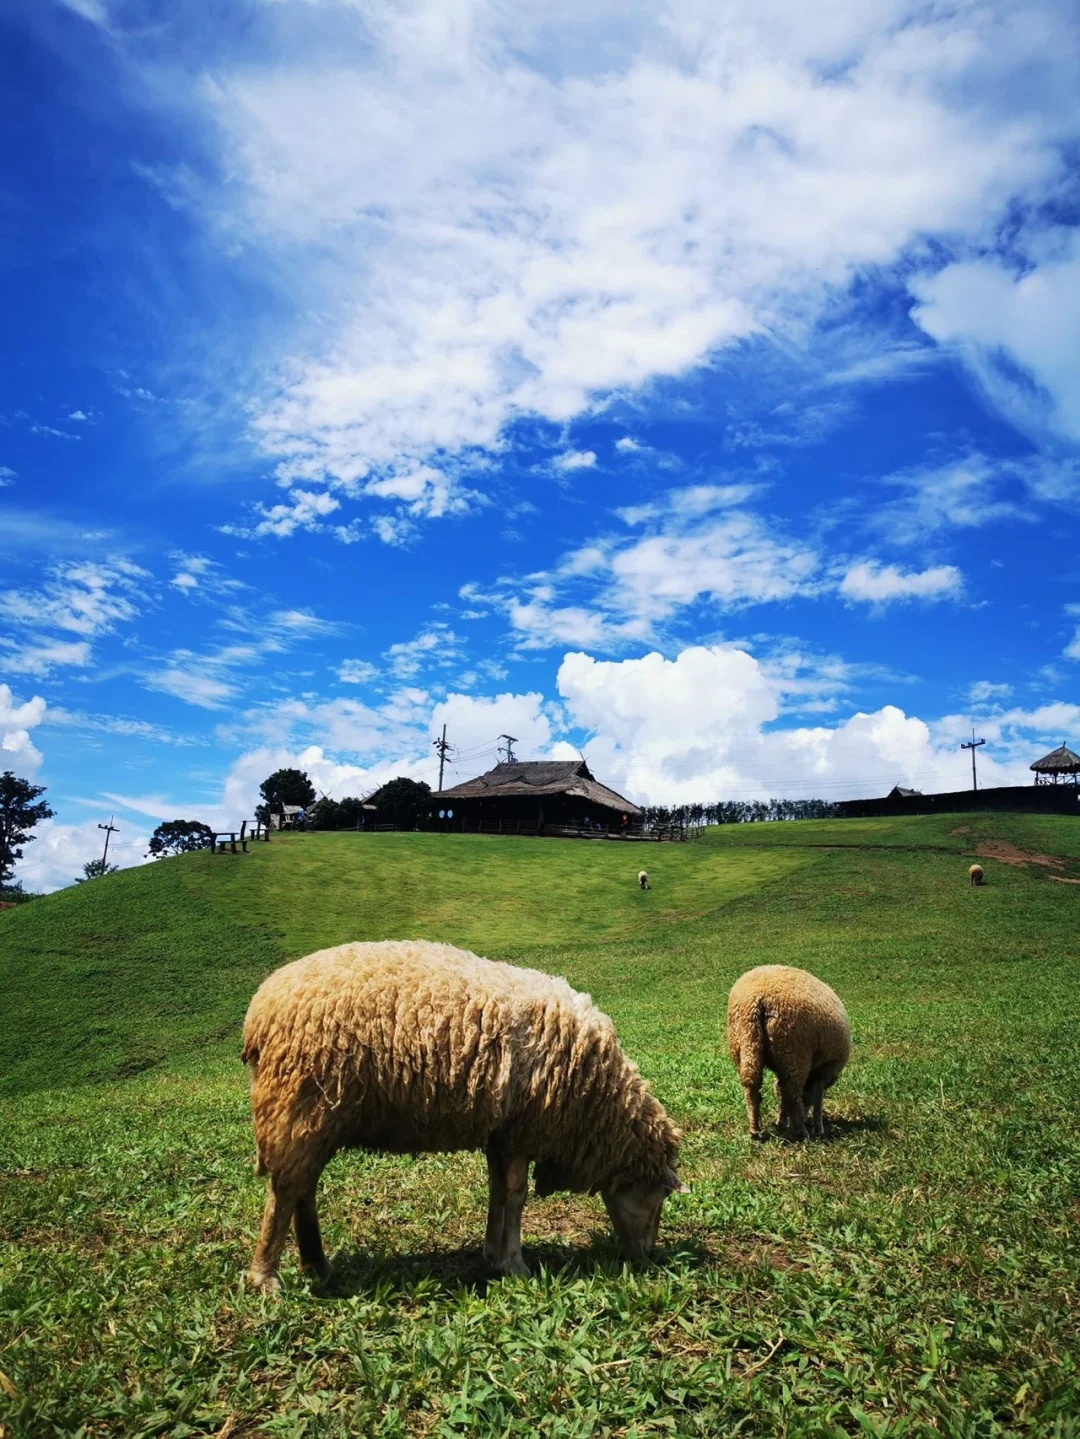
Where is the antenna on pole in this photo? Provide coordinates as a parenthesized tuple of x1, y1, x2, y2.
(497, 734, 518, 764)
(433, 724, 452, 792)
(961, 728, 986, 791)
(97, 815, 118, 870)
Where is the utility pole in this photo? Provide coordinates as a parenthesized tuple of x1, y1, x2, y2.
(433, 724, 452, 792)
(97, 815, 118, 870)
(497, 734, 518, 764)
(961, 729, 986, 791)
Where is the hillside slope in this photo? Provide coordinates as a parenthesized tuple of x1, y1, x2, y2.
(0, 827, 808, 1096)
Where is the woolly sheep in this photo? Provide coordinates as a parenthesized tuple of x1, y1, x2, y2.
(968, 864, 984, 887)
(242, 939, 682, 1290)
(638, 870, 650, 890)
(727, 964, 850, 1141)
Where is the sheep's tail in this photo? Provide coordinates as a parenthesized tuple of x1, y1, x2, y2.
(239, 1038, 268, 1176)
(737, 997, 768, 1086)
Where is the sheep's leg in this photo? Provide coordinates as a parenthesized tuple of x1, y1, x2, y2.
(496, 1155, 530, 1277)
(248, 1177, 300, 1291)
(805, 1078, 825, 1137)
(743, 1082, 764, 1140)
(483, 1144, 508, 1265)
(777, 1070, 809, 1140)
(293, 1187, 330, 1280)
(774, 1077, 787, 1131)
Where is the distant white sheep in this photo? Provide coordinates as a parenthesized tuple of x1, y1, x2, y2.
(241, 939, 682, 1290)
(638, 870, 650, 890)
(968, 864, 984, 887)
(727, 964, 851, 1141)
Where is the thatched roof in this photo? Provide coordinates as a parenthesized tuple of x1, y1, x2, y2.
(439, 759, 642, 815)
(1031, 744, 1080, 774)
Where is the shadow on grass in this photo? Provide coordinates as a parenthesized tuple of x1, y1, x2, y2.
(315, 1235, 711, 1300)
(753, 1112, 888, 1145)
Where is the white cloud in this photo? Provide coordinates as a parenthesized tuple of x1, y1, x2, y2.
(615, 437, 643, 453)
(0, 559, 149, 638)
(911, 233, 1080, 442)
(556, 645, 1040, 804)
(0, 466, 15, 486)
(67, 410, 90, 422)
(0, 685, 47, 775)
(384, 624, 464, 680)
(337, 659, 379, 684)
(553, 450, 597, 471)
(16, 816, 150, 895)
(0, 638, 91, 676)
(221, 488, 340, 540)
(1065, 629, 1080, 662)
(969, 680, 1012, 705)
(123, 0, 1075, 517)
(839, 561, 963, 606)
(57, 0, 109, 25)
(144, 665, 235, 710)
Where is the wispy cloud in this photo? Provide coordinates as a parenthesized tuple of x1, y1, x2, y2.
(840, 561, 963, 607)
(103, 0, 1077, 532)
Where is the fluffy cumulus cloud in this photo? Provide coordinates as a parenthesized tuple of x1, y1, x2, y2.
(109, 0, 1078, 526)
(16, 816, 151, 895)
(555, 646, 1047, 803)
(0, 684, 47, 775)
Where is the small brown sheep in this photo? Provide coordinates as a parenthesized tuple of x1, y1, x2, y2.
(242, 939, 682, 1290)
(638, 870, 649, 890)
(968, 864, 984, 887)
(727, 964, 850, 1141)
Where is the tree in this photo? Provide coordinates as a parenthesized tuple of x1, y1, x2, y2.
(146, 819, 214, 859)
(307, 796, 341, 831)
(368, 776, 432, 827)
(256, 768, 317, 824)
(0, 771, 54, 884)
(75, 858, 119, 883)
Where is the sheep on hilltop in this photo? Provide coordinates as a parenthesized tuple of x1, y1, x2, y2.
(242, 939, 682, 1290)
(727, 964, 851, 1141)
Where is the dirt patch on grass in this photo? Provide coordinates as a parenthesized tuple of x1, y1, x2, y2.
(1048, 875, 1080, 885)
(975, 840, 1065, 870)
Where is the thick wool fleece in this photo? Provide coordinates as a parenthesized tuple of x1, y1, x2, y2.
(243, 939, 679, 1195)
(727, 964, 850, 1136)
(968, 864, 985, 886)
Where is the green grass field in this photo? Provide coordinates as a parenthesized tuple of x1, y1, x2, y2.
(1, 814, 1079, 1437)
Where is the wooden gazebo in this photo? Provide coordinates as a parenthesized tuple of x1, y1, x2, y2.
(1031, 744, 1080, 785)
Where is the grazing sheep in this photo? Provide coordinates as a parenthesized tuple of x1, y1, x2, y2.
(638, 870, 650, 890)
(242, 939, 682, 1290)
(727, 965, 850, 1141)
(968, 864, 984, 887)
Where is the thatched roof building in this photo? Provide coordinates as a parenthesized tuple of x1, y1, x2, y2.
(887, 785, 922, 799)
(437, 759, 641, 832)
(1031, 743, 1080, 785)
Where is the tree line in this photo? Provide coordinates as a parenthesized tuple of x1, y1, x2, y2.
(640, 797, 837, 829)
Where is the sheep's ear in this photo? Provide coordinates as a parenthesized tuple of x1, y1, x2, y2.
(662, 1167, 685, 1193)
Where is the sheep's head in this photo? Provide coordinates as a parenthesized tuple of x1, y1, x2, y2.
(601, 1167, 682, 1257)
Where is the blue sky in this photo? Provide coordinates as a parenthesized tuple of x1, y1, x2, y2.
(2, 0, 1079, 888)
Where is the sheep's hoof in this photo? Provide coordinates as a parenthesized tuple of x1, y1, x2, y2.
(247, 1268, 281, 1294)
(301, 1259, 332, 1283)
(498, 1253, 530, 1278)
(749, 1130, 766, 1142)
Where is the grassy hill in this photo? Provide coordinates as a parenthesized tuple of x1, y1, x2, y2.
(1, 814, 1079, 1436)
